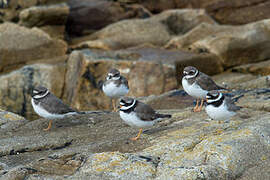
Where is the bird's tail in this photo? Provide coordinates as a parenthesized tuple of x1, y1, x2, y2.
(156, 114, 172, 119)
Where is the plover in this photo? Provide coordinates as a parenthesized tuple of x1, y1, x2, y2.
(182, 66, 226, 112)
(0, 0, 9, 8)
(205, 90, 241, 121)
(119, 97, 171, 140)
(31, 86, 79, 131)
(102, 68, 129, 111)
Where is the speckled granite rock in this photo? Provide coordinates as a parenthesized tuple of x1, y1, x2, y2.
(0, 88, 269, 179)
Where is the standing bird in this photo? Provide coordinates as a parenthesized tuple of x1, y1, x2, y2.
(102, 68, 129, 112)
(182, 66, 226, 112)
(205, 90, 241, 121)
(119, 97, 171, 140)
(31, 86, 79, 131)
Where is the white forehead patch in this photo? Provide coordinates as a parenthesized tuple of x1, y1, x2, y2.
(120, 100, 136, 110)
(33, 90, 49, 99)
(207, 93, 223, 103)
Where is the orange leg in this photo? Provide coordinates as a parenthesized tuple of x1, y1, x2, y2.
(43, 120, 52, 131)
(193, 99, 200, 112)
(198, 99, 204, 112)
(130, 128, 143, 141)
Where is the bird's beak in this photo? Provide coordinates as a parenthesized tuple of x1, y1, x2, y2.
(119, 105, 122, 108)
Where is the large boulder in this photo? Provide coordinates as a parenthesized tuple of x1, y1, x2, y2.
(138, 0, 270, 25)
(232, 60, 270, 76)
(166, 20, 270, 69)
(0, 56, 67, 119)
(72, 9, 216, 50)
(66, 0, 151, 36)
(19, 3, 69, 27)
(0, 88, 269, 179)
(0, 23, 67, 72)
(0, 0, 67, 22)
(63, 49, 178, 111)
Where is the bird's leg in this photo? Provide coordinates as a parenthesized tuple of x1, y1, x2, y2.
(43, 120, 52, 131)
(198, 99, 204, 112)
(130, 128, 143, 141)
(112, 99, 117, 112)
(193, 99, 200, 112)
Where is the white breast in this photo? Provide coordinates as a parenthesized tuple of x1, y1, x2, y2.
(119, 111, 155, 128)
(31, 99, 76, 119)
(205, 102, 236, 121)
(102, 82, 129, 98)
(182, 78, 208, 99)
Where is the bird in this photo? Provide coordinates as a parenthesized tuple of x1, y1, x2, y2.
(102, 68, 129, 112)
(31, 86, 79, 131)
(119, 97, 171, 140)
(205, 90, 241, 121)
(182, 66, 226, 112)
(0, 0, 9, 8)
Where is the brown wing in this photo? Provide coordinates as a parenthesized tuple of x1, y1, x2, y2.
(120, 76, 129, 89)
(40, 94, 77, 114)
(196, 72, 224, 91)
(225, 96, 241, 112)
(134, 101, 157, 121)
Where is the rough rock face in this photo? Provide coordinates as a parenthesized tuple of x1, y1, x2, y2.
(232, 60, 270, 76)
(0, 57, 67, 119)
(73, 9, 215, 50)
(19, 3, 69, 27)
(0, 0, 67, 22)
(167, 20, 270, 68)
(0, 23, 67, 72)
(0, 87, 269, 179)
(63, 50, 177, 111)
(66, 0, 151, 36)
(0, 109, 27, 132)
(139, 0, 270, 25)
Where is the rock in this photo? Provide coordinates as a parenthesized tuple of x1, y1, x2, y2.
(39, 25, 66, 40)
(0, 109, 27, 132)
(205, 0, 270, 25)
(139, 0, 270, 25)
(73, 18, 170, 50)
(151, 9, 216, 35)
(0, 0, 67, 23)
(0, 57, 67, 119)
(0, 23, 67, 72)
(63, 49, 177, 111)
(232, 60, 270, 76)
(167, 20, 270, 68)
(73, 152, 157, 179)
(165, 23, 230, 50)
(237, 75, 270, 89)
(212, 72, 257, 90)
(0, 88, 269, 179)
(66, 0, 151, 36)
(73, 9, 216, 50)
(139, 89, 193, 110)
(19, 3, 69, 27)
